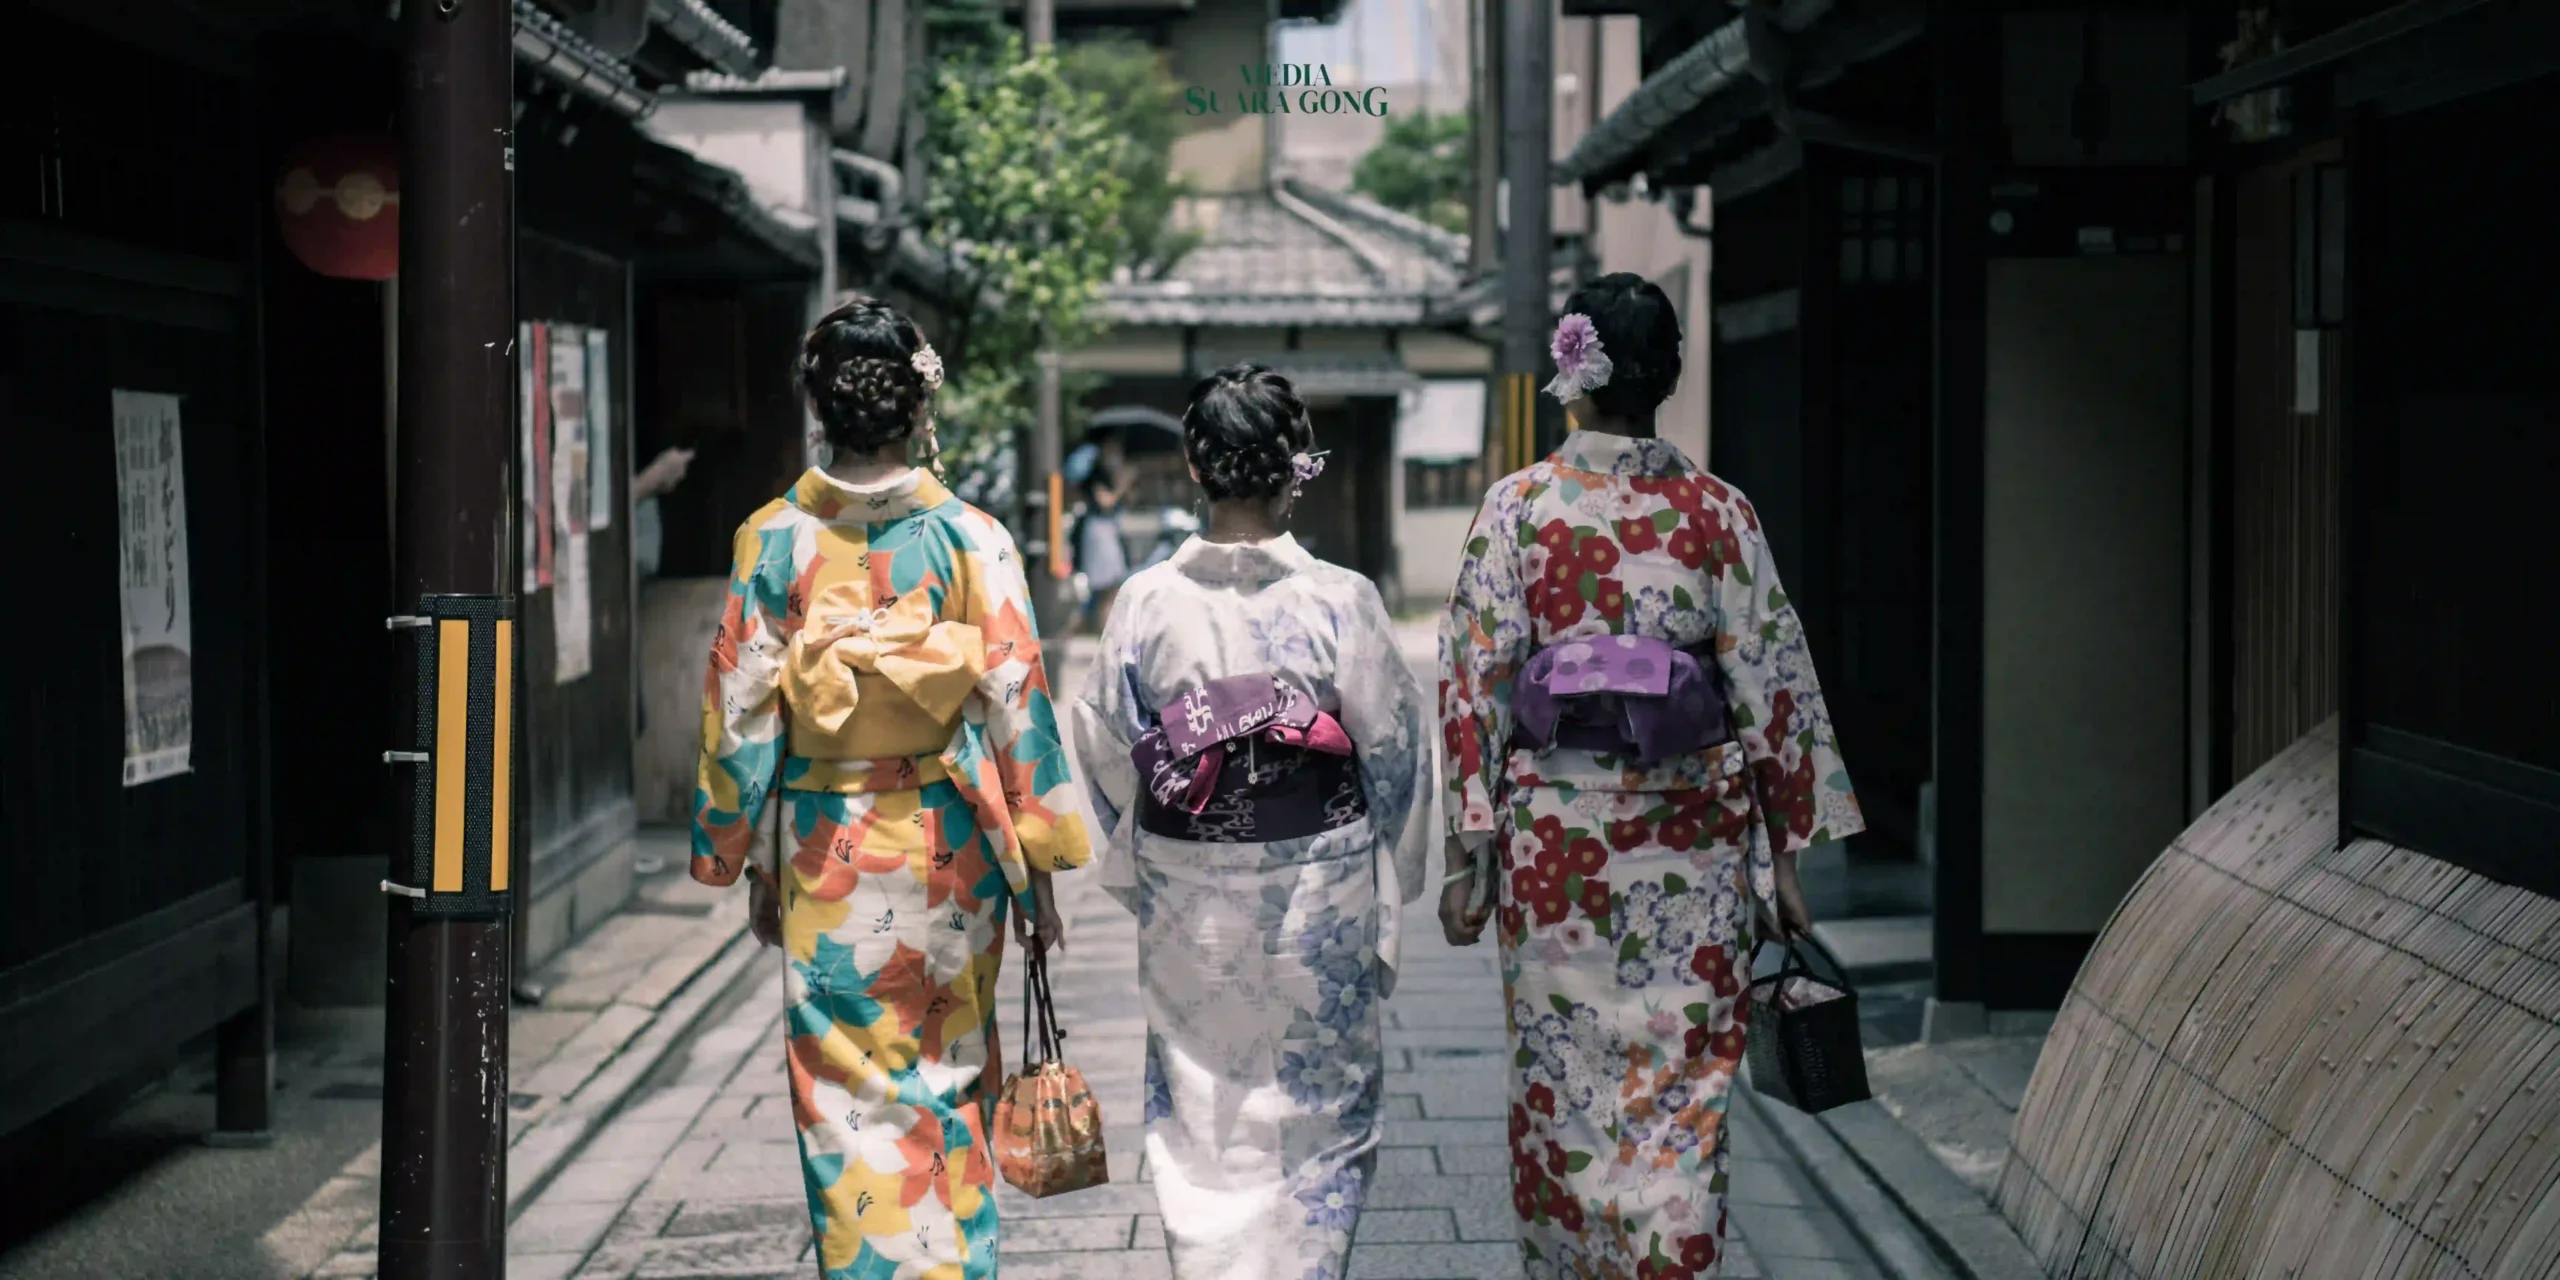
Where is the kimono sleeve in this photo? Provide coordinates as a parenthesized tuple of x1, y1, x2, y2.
(1339, 579, 1433, 906)
(1709, 496, 1866, 859)
(691, 505, 792, 887)
(1067, 576, 1150, 914)
(962, 518, 1093, 875)
(1440, 479, 1534, 850)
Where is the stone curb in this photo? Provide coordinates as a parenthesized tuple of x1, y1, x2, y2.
(1733, 1075, 1962, 1280)
(1785, 1089, 2048, 1280)
(503, 923, 759, 1220)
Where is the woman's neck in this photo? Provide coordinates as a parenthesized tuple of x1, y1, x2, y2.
(1566, 401, 1658, 439)
(1203, 498, 1285, 544)
(825, 443, 912, 487)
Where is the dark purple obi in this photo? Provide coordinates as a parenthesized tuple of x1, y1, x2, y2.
(1509, 634, 1732, 767)
(1131, 674, 1367, 843)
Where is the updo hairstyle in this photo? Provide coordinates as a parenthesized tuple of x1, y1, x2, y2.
(796, 296, 931, 453)
(1182, 363, 1314, 501)
(1562, 272, 1685, 423)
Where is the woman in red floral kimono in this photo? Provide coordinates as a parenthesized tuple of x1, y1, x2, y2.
(1436, 273, 1865, 1279)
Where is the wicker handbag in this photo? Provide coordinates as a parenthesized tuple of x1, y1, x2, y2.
(990, 943, 1109, 1198)
(1744, 934, 1873, 1114)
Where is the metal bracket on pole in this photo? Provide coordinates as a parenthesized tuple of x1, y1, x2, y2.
(387, 593, 518, 920)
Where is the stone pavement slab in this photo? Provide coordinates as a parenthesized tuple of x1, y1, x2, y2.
(275, 834, 753, 1280)
(485, 628, 1901, 1280)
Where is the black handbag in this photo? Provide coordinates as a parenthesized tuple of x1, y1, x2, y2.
(1744, 934, 1873, 1114)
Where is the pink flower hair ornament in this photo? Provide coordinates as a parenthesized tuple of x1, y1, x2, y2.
(1289, 450, 1328, 497)
(1542, 313, 1614, 404)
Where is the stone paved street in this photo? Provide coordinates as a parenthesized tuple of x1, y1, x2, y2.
(505, 626, 1888, 1279)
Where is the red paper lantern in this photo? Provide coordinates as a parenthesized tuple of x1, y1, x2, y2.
(276, 133, 400, 280)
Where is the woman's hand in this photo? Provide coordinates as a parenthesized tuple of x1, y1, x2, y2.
(747, 869, 784, 949)
(1764, 851, 1813, 942)
(1438, 837, 1491, 947)
(1012, 870, 1066, 956)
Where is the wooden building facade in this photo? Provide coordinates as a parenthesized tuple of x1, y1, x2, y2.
(1557, 0, 2560, 1019)
(0, 0, 813, 1144)
(0, 1, 271, 1139)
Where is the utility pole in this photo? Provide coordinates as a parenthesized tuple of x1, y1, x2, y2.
(1024, 0, 1072, 633)
(1498, 0, 1553, 473)
(1468, 0, 1501, 280)
(378, 1, 517, 1276)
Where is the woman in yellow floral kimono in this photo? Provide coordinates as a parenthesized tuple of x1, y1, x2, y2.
(692, 297, 1089, 1279)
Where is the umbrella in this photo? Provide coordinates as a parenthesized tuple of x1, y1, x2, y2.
(1085, 404, 1185, 453)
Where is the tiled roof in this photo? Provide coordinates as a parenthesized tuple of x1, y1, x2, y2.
(1186, 351, 1419, 397)
(1280, 176, 1469, 265)
(1553, 0, 1926, 192)
(1098, 183, 1467, 329)
(681, 67, 849, 95)
(636, 136, 822, 271)
(1556, 0, 1843, 190)
(1422, 261, 1582, 332)
(651, 0, 758, 77)
(515, 0, 654, 118)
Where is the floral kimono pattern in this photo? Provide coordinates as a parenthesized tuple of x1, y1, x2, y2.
(693, 467, 1091, 1280)
(1439, 432, 1863, 1280)
(1068, 535, 1433, 1280)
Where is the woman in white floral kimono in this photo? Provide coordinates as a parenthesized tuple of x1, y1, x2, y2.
(1068, 365, 1434, 1280)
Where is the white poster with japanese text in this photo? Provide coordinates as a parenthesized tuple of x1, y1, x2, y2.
(550, 325, 593, 681)
(520, 321, 540, 590)
(114, 390, 192, 786)
(556, 531, 592, 681)
(586, 328, 614, 530)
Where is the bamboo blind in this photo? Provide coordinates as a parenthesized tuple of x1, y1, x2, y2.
(1999, 718, 2560, 1279)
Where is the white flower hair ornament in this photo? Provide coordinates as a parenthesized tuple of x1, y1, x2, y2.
(910, 341, 945, 390)
(1542, 313, 1614, 404)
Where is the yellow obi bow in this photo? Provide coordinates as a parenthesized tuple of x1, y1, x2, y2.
(782, 585, 987, 737)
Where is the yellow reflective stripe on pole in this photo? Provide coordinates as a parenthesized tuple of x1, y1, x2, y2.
(489, 619, 512, 892)
(1503, 372, 1535, 471)
(1049, 472, 1070, 579)
(433, 619, 470, 893)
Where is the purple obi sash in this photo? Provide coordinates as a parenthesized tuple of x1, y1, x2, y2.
(1509, 634, 1731, 767)
(1131, 674, 1367, 843)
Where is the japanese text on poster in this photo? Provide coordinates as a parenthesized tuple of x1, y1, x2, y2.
(528, 323, 554, 588)
(551, 324, 593, 680)
(520, 321, 539, 590)
(113, 390, 193, 786)
(586, 328, 614, 531)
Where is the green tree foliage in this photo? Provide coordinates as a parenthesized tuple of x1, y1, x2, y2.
(922, 0, 1011, 61)
(1351, 108, 1472, 235)
(1057, 37, 1200, 282)
(918, 32, 1131, 485)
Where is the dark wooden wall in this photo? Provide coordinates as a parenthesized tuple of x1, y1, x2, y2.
(639, 283, 813, 580)
(2226, 143, 2343, 785)
(2343, 68, 2560, 891)
(1708, 153, 1935, 857)
(2351, 76, 2558, 775)
(0, 2, 263, 1134)
(257, 30, 398, 904)
(1819, 153, 1935, 854)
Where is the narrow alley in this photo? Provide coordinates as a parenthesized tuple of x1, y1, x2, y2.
(481, 629, 1898, 1280)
